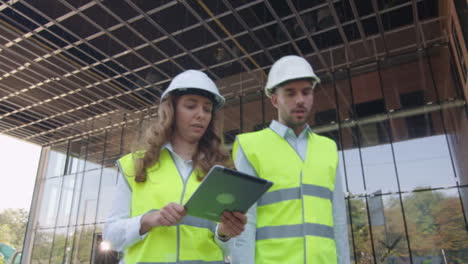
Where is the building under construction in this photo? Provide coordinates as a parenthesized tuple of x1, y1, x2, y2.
(0, 0, 467, 263)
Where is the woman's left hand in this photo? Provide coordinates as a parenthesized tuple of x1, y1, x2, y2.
(217, 211, 247, 238)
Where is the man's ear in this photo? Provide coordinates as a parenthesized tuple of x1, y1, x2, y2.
(271, 94, 278, 109)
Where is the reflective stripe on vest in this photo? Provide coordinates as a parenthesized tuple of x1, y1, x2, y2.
(256, 223, 334, 240)
(118, 150, 223, 264)
(235, 128, 338, 264)
(258, 184, 333, 206)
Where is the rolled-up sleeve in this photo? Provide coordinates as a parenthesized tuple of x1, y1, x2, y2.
(333, 169, 351, 264)
(103, 170, 148, 252)
(226, 139, 256, 264)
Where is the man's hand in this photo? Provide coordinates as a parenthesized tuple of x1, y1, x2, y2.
(140, 203, 186, 234)
(218, 211, 247, 239)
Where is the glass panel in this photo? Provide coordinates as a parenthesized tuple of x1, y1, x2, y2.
(45, 142, 68, 178)
(429, 45, 460, 100)
(402, 189, 468, 263)
(359, 121, 399, 194)
(66, 139, 85, 175)
(345, 198, 356, 264)
(50, 227, 67, 264)
(442, 105, 468, 216)
(90, 232, 120, 263)
(38, 177, 62, 228)
(96, 167, 118, 223)
(103, 127, 123, 162)
(63, 227, 76, 264)
(30, 229, 54, 264)
(314, 79, 339, 144)
(335, 70, 353, 123)
(242, 93, 264, 133)
(350, 64, 384, 116)
(121, 123, 140, 156)
(77, 170, 101, 225)
(380, 52, 437, 110)
(222, 97, 240, 145)
(349, 197, 374, 264)
(368, 194, 410, 263)
(68, 173, 84, 227)
(85, 132, 106, 171)
(312, 79, 337, 126)
(341, 128, 365, 195)
(71, 225, 95, 264)
(391, 116, 457, 191)
(337, 155, 348, 193)
(56, 174, 76, 227)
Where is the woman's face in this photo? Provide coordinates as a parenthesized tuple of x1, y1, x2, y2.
(174, 94, 213, 143)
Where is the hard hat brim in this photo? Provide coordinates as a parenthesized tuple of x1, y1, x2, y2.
(266, 76, 321, 97)
(169, 87, 225, 109)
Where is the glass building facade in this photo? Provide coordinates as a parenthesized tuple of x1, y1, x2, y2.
(23, 44, 468, 263)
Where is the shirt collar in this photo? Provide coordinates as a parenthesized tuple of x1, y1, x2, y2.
(269, 120, 312, 139)
(163, 143, 193, 163)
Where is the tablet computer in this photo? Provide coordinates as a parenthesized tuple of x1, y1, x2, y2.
(185, 165, 273, 222)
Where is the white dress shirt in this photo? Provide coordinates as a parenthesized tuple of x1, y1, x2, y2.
(103, 143, 230, 264)
(230, 120, 351, 264)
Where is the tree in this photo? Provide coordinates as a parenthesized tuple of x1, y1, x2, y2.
(0, 208, 29, 250)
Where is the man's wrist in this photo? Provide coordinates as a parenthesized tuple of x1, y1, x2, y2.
(216, 224, 231, 242)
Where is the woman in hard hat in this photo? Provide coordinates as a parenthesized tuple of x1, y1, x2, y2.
(104, 70, 246, 264)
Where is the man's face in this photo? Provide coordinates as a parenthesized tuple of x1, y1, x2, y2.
(271, 80, 314, 130)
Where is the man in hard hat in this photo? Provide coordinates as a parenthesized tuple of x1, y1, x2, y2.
(231, 55, 350, 264)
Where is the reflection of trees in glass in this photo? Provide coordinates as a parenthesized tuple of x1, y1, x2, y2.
(50, 233, 67, 264)
(349, 190, 468, 263)
(349, 198, 374, 264)
(31, 231, 53, 264)
(72, 226, 95, 264)
(403, 190, 467, 263)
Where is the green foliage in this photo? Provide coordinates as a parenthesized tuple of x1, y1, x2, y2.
(0, 208, 28, 249)
(349, 190, 468, 263)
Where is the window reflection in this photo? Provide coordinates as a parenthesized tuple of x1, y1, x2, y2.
(50, 227, 67, 263)
(77, 170, 101, 225)
(368, 193, 410, 263)
(349, 197, 374, 264)
(71, 224, 95, 264)
(45, 147, 67, 178)
(97, 167, 118, 223)
(402, 189, 468, 263)
(56, 174, 76, 227)
(30, 229, 54, 264)
(393, 134, 457, 191)
(37, 177, 62, 228)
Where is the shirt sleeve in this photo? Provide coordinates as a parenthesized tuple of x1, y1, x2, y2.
(226, 139, 257, 264)
(214, 224, 233, 260)
(333, 169, 351, 264)
(103, 169, 148, 252)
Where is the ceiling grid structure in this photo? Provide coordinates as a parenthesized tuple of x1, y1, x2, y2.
(0, 0, 445, 145)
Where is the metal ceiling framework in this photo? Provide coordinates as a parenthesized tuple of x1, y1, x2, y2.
(0, 0, 445, 146)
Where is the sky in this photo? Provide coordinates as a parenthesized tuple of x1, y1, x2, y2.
(0, 134, 41, 211)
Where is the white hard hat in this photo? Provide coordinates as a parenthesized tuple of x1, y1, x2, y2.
(161, 69, 225, 109)
(265, 55, 321, 97)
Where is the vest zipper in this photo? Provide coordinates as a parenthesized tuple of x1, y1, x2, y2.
(177, 168, 192, 263)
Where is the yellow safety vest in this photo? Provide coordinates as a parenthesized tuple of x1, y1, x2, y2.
(118, 149, 224, 264)
(234, 128, 338, 264)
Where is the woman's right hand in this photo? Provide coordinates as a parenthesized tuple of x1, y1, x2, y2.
(140, 202, 186, 234)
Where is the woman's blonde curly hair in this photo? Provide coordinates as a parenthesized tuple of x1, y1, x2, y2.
(132, 94, 231, 182)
